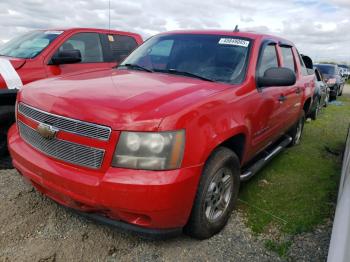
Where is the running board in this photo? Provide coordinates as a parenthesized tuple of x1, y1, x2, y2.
(240, 136, 292, 181)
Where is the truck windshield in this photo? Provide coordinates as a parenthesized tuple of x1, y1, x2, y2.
(119, 34, 251, 84)
(315, 64, 336, 75)
(0, 30, 63, 59)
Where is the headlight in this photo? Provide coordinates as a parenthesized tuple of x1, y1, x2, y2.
(112, 130, 185, 170)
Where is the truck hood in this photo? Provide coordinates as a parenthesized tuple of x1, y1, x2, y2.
(20, 69, 229, 131)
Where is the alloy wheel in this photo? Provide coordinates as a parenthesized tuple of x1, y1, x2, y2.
(204, 167, 233, 223)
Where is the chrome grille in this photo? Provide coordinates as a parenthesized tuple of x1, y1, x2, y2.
(18, 103, 111, 141)
(18, 121, 105, 169)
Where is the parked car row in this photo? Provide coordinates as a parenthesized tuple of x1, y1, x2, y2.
(314, 63, 345, 99)
(0, 28, 143, 156)
(308, 67, 329, 120)
(338, 64, 350, 80)
(306, 62, 347, 120)
(0, 27, 344, 239)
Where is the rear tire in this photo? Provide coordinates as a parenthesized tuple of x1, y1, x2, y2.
(288, 111, 305, 147)
(184, 147, 240, 239)
(310, 99, 320, 120)
(330, 86, 339, 101)
(324, 92, 329, 107)
(338, 86, 343, 96)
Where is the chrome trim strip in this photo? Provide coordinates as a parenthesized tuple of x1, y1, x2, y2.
(18, 120, 105, 169)
(18, 102, 112, 141)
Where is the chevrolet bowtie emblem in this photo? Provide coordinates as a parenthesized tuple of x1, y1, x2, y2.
(36, 123, 58, 140)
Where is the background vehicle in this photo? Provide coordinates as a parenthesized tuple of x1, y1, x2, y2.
(0, 28, 143, 156)
(8, 30, 315, 239)
(314, 63, 345, 100)
(309, 68, 330, 120)
(338, 64, 350, 80)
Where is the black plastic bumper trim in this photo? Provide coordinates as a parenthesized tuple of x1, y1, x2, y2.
(71, 209, 183, 240)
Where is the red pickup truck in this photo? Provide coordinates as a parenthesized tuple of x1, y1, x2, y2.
(0, 28, 143, 155)
(8, 30, 315, 239)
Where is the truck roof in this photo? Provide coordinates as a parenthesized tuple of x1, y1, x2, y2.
(159, 30, 293, 45)
(37, 27, 142, 38)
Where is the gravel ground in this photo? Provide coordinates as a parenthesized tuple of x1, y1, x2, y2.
(288, 221, 332, 262)
(0, 168, 283, 262)
(0, 166, 333, 262)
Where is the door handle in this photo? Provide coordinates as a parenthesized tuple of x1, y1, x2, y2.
(278, 95, 287, 102)
(295, 87, 302, 94)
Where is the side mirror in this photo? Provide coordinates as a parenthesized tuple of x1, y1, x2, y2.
(258, 67, 296, 88)
(51, 49, 82, 65)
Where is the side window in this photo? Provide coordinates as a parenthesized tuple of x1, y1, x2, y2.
(58, 33, 103, 63)
(137, 39, 174, 70)
(108, 34, 138, 63)
(280, 46, 296, 72)
(296, 50, 308, 76)
(258, 44, 278, 77)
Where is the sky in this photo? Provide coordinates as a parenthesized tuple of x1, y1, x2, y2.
(0, 0, 349, 63)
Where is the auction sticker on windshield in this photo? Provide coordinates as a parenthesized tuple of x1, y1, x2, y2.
(0, 58, 23, 89)
(44, 31, 64, 35)
(218, 38, 250, 47)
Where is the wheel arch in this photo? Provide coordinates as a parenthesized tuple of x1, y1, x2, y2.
(303, 97, 312, 115)
(202, 127, 248, 167)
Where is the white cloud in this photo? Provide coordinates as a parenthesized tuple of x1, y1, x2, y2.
(0, 0, 349, 63)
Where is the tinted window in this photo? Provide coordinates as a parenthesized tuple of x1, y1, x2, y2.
(58, 33, 103, 63)
(315, 64, 336, 75)
(280, 46, 295, 72)
(108, 34, 138, 63)
(258, 44, 278, 77)
(120, 34, 252, 84)
(314, 69, 322, 81)
(296, 51, 308, 76)
(0, 30, 62, 59)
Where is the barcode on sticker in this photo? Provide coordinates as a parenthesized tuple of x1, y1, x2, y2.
(218, 38, 250, 47)
(44, 31, 64, 35)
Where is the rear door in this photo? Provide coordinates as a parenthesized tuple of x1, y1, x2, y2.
(278, 45, 301, 128)
(102, 34, 139, 64)
(46, 32, 115, 76)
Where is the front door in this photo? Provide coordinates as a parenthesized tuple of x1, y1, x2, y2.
(251, 43, 287, 153)
(45, 32, 116, 77)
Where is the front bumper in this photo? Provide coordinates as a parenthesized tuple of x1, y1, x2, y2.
(8, 125, 202, 233)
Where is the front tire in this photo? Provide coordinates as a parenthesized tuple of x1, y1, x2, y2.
(184, 147, 240, 239)
(0, 128, 7, 157)
(288, 111, 305, 147)
(310, 98, 320, 120)
(0, 106, 15, 157)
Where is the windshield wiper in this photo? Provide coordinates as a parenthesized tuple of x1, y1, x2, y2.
(155, 69, 214, 82)
(119, 63, 153, 73)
